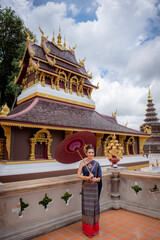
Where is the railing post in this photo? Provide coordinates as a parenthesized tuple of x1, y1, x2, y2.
(110, 168, 120, 209)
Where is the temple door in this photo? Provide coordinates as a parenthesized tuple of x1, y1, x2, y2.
(35, 142, 47, 159)
(129, 145, 133, 154)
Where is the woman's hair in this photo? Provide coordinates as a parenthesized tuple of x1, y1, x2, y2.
(86, 145, 94, 152)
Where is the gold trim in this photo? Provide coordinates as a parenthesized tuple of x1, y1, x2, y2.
(39, 68, 58, 77)
(0, 122, 150, 137)
(69, 44, 77, 53)
(2, 125, 11, 159)
(0, 159, 56, 164)
(125, 136, 135, 155)
(143, 125, 152, 134)
(0, 138, 4, 160)
(139, 137, 149, 154)
(105, 134, 123, 160)
(102, 134, 114, 156)
(30, 58, 39, 71)
(79, 57, 86, 67)
(46, 54, 56, 67)
(33, 56, 90, 79)
(119, 135, 126, 148)
(17, 92, 95, 109)
(58, 71, 68, 93)
(15, 46, 28, 84)
(42, 37, 50, 54)
(29, 129, 53, 160)
(65, 131, 73, 138)
(27, 41, 35, 58)
(128, 164, 149, 170)
(96, 133, 104, 153)
(54, 64, 93, 81)
(69, 75, 79, 95)
(0, 103, 10, 116)
(24, 28, 35, 42)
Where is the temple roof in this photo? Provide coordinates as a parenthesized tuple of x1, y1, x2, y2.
(15, 34, 95, 88)
(1, 97, 148, 136)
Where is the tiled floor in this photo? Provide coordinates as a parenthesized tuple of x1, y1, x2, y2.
(32, 209, 160, 239)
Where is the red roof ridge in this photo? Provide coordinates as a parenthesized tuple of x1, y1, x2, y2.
(7, 98, 39, 118)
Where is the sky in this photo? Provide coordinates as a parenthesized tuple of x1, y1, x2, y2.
(1, 0, 160, 130)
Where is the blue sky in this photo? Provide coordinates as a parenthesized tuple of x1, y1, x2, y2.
(33, 0, 98, 22)
(1, 0, 160, 129)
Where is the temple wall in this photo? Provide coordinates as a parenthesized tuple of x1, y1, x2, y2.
(9, 128, 65, 160)
(10, 127, 32, 160)
(50, 130, 64, 159)
(0, 169, 160, 240)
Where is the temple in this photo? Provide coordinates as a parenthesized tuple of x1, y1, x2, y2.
(0, 28, 149, 165)
(140, 86, 160, 154)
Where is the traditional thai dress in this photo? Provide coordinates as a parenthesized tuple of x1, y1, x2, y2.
(82, 160, 102, 237)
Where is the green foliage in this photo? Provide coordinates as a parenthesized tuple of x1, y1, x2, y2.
(131, 185, 142, 194)
(39, 194, 52, 209)
(19, 198, 29, 212)
(61, 192, 72, 204)
(0, 6, 36, 108)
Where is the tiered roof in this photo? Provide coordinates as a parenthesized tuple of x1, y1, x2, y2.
(143, 86, 159, 124)
(140, 86, 160, 153)
(2, 97, 148, 135)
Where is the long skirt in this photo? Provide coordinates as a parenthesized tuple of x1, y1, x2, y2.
(82, 182, 100, 237)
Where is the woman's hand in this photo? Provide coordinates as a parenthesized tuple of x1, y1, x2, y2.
(87, 173, 94, 181)
(92, 177, 100, 182)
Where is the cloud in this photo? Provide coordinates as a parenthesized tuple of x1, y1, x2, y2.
(123, 37, 160, 85)
(1, 0, 160, 130)
(1, 0, 33, 22)
(92, 76, 147, 129)
(68, 4, 79, 17)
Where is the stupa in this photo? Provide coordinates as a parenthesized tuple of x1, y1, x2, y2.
(140, 86, 160, 153)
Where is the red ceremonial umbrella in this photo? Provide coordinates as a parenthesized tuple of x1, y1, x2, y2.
(54, 131, 96, 164)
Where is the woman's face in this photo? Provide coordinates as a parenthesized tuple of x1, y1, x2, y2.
(86, 149, 94, 159)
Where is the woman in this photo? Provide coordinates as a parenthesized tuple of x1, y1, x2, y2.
(77, 146, 102, 237)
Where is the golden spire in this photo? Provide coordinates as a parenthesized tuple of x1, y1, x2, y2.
(148, 85, 152, 101)
(52, 31, 55, 44)
(63, 36, 66, 49)
(57, 26, 62, 46)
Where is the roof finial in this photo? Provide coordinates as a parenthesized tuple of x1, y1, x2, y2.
(148, 85, 152, 101)
(57, 25, 62, 46)
(39, 26, 44, 38)
(63, 36, 66, 49)
(24, 28, 35, 42)
(52, 30, 55, 44)
(112, 109, 117, 118)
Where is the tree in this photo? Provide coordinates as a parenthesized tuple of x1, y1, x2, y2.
(0, 6, 36, 109)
